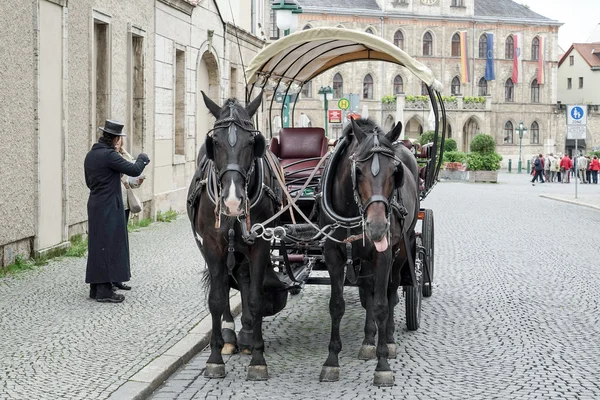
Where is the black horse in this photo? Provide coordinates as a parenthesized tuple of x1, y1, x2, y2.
(187, 91, 285, 381)
(318, 118, 420, 386)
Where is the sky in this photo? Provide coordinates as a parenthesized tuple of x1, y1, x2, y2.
(521, 0, 599, 50)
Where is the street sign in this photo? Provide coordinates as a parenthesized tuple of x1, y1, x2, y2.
(328, 109, 342, 124)
(567, 125, 586, 140)
(567, 105, 587, 125)
(338, 98, 350, 110)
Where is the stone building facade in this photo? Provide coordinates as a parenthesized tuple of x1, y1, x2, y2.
(0, 0, 266, 268)
(279, 0, 567, 165)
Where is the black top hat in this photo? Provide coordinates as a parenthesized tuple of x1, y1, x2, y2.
(99, 119, 126, 136)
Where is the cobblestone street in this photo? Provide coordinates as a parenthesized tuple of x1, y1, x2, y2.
(150, 173, 600, 400)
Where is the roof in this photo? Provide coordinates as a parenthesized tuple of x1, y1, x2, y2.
(559, 43, 600, 68)
(296, 0, 380, 10)
(245, 27, 442, 92)
(474, 0, 551, 21)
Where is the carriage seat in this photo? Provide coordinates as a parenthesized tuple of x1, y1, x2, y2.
(269, 127, 328, 179)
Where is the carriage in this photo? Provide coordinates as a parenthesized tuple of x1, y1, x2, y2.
(188, 27, 446, 385)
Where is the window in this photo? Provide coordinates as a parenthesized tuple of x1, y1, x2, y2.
(451, 33, 461, 57)
(447, 124, 452, 139)
(478, 77, 488, 96)
(478, 34, 487, 58)
(333, 73, 343, 98)
(505, 78, 514, 102)
(94, 20, 110, 141)
(129, 33, 144, 155)
(394, 30, 404, 49)
(303, 24, 312, 30)
(423, 32, 433, 56)
(569, 55, 574, 65)
(531, 37, 539, 61)
(174, 49, 185, 156)
(363, 74, 374, 99)
(451, 0, 463, 5)
(270, 9, 279, 40)
(530, 79, 540, 103)
(301, 80, 312, 98)
(366, 28, 375, 35)
(421, 82, 428, 96)
(451, 76, 461, 95)
(393, 75, 404, 94)
(567, 78, 572, 89)
(504, 121, 514, 144)
(579, 77, 584, 89)
(530, 121, 539, 144)
(505, 35, 514, 59)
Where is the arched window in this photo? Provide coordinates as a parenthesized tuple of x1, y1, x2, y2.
(531, 37, 539, 61)
(363, 74, 374, 99)
(394, 30, 404, 49)
(447, 124, 453, 139)
(505, 35, 514, 59)
(478, 77, 488, 96)
(421, 82, 428, 96)
(504, 121, 514, 144)
(423, 32, 433, 56)
(478, 34, 487, 58)
(451, 76, 461, 95)
(393, 75, 404, 95)
(451, 33, 461, 57)
(530, 121, 540, 144)
(530, 79, 540, 103)
(505, 78, 514, 102)
(303, 24, 312, 30)
(333, 73, 343, 98)
(366, 28, 375, 35)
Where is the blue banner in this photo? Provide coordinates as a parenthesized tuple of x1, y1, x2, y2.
(485, 33, 495, 81)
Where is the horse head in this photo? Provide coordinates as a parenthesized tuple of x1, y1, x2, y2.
(348, 118, 404, 252)
(201, 91, 265, 217)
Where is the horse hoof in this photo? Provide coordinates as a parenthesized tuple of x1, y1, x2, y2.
(373, 371, 394, 387)
(247, 365, 269, 381)
(240, 347, 252, 355)
(358, 345, 377, 360)
(204, 363, 226, 379)
(319, 366, 340, 382)
(387, 343, 397, 359)
(222, 343, 238, 355)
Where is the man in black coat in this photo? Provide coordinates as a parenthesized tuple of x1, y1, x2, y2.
(84, 120, 150, 303)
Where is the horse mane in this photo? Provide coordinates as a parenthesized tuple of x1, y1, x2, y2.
(217, 97, 248, 119)
(344, 118, 394, 160)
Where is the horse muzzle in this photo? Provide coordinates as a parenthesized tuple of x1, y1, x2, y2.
(365, 220, 389, 252)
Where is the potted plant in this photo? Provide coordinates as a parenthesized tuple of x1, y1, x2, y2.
(467, 134, 503, 183)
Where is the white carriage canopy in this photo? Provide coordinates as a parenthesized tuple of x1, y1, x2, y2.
(245, 27, 444, 94)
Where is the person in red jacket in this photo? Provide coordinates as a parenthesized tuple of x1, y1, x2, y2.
(590, 155, 600, 184)
(560, 154, 573, 183)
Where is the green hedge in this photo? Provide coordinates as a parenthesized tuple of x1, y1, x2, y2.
(466, 152, 503, 171)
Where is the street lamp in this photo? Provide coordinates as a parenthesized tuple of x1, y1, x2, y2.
(318, 86, 334, 137)
(271, 0, 302, 128)
(517, 121, 527, 174)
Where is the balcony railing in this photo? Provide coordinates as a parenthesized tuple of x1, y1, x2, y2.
(382, 95, 490, 111)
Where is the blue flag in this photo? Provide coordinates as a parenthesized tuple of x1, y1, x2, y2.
(485, 33, 495, 81)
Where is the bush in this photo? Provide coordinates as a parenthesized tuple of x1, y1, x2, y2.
(589, 151, 600, 158)
(444, 138, 457, 152)
(470, 134, 496, 154)
(419, 130, 436, 145)
(443, 151, 466, 163)
(466, 152, 503, 171)
(381, 95, 397, 104)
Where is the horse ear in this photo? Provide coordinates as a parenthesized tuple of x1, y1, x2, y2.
(385, 122, 403, 143)
(253, 134, 266, 158)
(201, 91, 221, 118)
(350, 118, 366, 143)
(246, 91, 263, 118)
(394, 163, 405, 188)
(205, 136, 215, 160)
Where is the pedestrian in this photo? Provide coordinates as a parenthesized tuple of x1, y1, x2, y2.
(577, 153, 589, 184)
(84, 120, 150, 303)
(590, 155, 600, 184)
(586, 155, 592, 184)
(560, 154, 572, 183)
(552, 153, 561, 182)
(543, 153, 551, 181)
(531, 154, 545, 185)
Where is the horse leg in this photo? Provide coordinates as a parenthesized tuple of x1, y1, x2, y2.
(246, 242, 270, 381)
(372, 250, 394, 387)
(204, 254, 230, 378)
(358, 277, 377, 360)
(235, 261, 254, 355)
(320, 248, 346, 382)
(221, 291, 238, 355)
(385, 271, 401, 359)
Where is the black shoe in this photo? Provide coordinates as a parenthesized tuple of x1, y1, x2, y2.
(96, 292, 125, 303)
(113, 282, 132, 291)
(89, 284, 97, 299)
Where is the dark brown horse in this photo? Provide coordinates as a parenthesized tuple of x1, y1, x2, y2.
(319, 118, 419, 386)
(187, 92, 284, 381)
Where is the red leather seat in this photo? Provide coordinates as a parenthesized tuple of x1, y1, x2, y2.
(269, 128, 328, 179)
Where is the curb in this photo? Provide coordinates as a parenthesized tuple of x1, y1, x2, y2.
(539, 194, 600, 211)
(107, 292, 243, 400)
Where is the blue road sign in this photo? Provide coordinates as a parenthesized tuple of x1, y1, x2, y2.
(571, 106, 584, 120)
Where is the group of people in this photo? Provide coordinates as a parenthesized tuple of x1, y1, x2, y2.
(531, 153, 600, 185)
(84, 120, 150, 303)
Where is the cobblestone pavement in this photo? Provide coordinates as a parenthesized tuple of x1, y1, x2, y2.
(0, 218, 206, 400)
(150, 173, 600, 400)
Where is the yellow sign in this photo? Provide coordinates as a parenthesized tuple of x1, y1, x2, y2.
(338, 98, 350, 110)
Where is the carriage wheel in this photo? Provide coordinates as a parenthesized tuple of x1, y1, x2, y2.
(421, 209, 434, 298)
(405, 237, 423, 331)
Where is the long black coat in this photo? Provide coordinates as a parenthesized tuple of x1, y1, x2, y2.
(84, 141, 149, 284)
